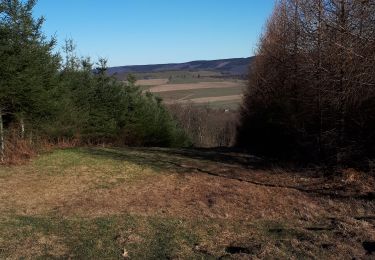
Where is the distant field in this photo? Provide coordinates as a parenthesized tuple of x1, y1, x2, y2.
(148, 81, 244, 93)
(155, 86, 244, 101)
(135, 71, 246, 109)
(137, 77, 246, 109)
(134, 70, 222, 80)
(137, 78, 169, 86)
(165, 95, 243, 104)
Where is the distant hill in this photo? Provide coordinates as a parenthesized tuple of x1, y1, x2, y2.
(107, 57, 255, 79)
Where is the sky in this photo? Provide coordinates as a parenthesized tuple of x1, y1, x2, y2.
(33, 0, 275, 67)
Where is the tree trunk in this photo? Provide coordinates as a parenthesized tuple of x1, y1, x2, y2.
(0, 111, 4, 163)
(337, 0, 347, 167)
(20, 116, 25, 139)
(316, 0, 323, 160)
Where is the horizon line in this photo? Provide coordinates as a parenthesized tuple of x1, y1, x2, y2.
(108, 56, 253, 68)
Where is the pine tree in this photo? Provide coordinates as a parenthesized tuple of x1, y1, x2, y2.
(0, 0, 59, 138)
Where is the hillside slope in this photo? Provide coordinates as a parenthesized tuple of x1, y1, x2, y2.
(107, 57, 254, 78)
(0, 147, 374, 259)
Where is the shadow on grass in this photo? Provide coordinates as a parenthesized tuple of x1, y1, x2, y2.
(78, 146, 265, 173)
(75, 147, 375, 201)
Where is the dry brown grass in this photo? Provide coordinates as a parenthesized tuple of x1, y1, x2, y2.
(6, 233, 68, 259)
(1, 129, 36, 165)
(1, 130, 83, 166)
(1, 147, 374, 221)
(0, 147, 374, 258)
(48, 158, 330, 221)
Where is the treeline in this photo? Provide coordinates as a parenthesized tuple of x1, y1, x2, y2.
(167, 103, 237, 147)
(237, 0, 375, 168)
(0, 0, 189, 163)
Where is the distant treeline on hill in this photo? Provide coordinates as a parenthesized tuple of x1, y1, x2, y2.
(106, 57, 255, 80)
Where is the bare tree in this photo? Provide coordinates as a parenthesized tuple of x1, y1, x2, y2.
(167, 103, 237, 147)
(237, 0, 375, 167)
(0, 109, 4, 163)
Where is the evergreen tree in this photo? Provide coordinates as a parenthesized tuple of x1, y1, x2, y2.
(0, 0, 59, 137)
(0, 0, 190, 162)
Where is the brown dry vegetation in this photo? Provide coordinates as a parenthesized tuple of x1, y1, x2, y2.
(167, 104, 237, 147)
(238, 0, 375, 166)
(0, 147, 374, 259)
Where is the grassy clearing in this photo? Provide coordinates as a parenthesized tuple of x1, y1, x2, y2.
(0, 214, 201, 259)
(23, 148, 155, 184)
(0, 147, 374, 258)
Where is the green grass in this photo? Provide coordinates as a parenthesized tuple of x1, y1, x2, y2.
(0, 213, 341, 259)
(1, 213, 333, 259)
(0, 214, 204, 259)
(28, 148, 154, 181)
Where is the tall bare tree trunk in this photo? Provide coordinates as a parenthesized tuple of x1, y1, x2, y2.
(316, 0, 323, 160)
(292, 0, 300, 114)
(337, 0, 347, 167)
(20, 116, 25, 139)
(0, 110, 4, 163)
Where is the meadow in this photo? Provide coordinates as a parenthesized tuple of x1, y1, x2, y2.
(0, 148, 374, 258)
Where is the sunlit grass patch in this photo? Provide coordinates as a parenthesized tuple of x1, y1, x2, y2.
(29, 148, 158, 182)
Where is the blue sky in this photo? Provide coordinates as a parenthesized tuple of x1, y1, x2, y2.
(33, 0, 275, 67)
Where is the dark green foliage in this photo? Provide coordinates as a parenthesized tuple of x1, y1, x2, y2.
(0, 0, 190, 149)
(54, 51, 190, 147)
(0, 0, 59, 128)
